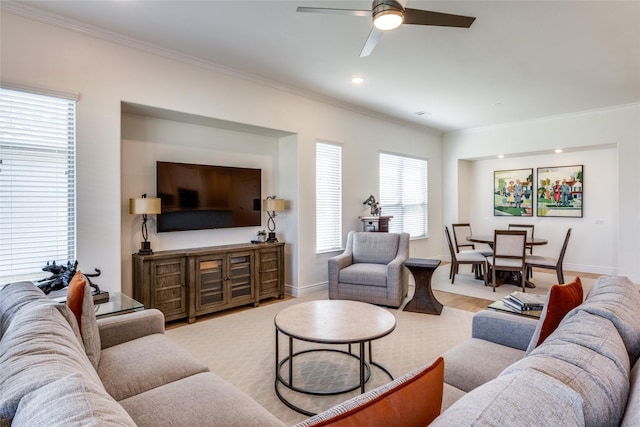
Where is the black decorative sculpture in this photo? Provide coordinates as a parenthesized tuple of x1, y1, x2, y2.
(363, 194, 380, 216)
(35, 260, 103, 297)
(36, 260, 77, 294)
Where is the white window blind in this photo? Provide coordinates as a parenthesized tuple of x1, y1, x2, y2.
(0, 87, 76, 283)
(316, 142, 342, 252)
(379, 152, 428, 238)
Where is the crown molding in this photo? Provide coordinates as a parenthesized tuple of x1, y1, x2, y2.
(1, 1, 437, 134)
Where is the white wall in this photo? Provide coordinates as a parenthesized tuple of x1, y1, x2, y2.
(1, 12, 444, 294)
(443, 105, 640, 282)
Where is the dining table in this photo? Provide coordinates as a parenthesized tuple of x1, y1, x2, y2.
(466, 233, 548, 288)
(466, 234, 548, 249)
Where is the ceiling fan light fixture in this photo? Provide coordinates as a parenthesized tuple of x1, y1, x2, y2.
(372, 0, 404, 30)
(373, 9, 403, 30)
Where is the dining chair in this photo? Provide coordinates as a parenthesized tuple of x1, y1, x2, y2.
(444, 226, 488, 285)
(508, 224, 535, 254)
(526, 228, 572, 284)
(486, 230, 527, 292)
(452, 223, 492, 279)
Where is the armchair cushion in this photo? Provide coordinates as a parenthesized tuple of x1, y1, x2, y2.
(339, 263, 388, 287)
(352, 232, 400, 264)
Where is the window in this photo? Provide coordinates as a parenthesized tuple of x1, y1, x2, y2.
(316, 141, 342, 252)
(379, 152, 428, 238)
(0, 87, 76, 283)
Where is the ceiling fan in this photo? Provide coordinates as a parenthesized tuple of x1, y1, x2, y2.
(297, 0, 475, 57)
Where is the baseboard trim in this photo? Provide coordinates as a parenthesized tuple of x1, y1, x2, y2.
(286, 282, 327, 298)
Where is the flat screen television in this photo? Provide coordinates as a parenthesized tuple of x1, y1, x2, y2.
(156, 161, 261, 232)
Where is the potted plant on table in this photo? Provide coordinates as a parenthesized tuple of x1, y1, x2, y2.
(257, 230, 267, 243)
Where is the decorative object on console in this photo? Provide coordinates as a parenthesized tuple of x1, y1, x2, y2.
(129, 194, 161, 255)
(262, 196, 285, 243)
(363, 193, 380, 216)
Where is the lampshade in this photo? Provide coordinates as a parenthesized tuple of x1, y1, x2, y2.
(373, 9, 403, 30)
(129, 197, 161, 215)
(262, 198, 285, 212)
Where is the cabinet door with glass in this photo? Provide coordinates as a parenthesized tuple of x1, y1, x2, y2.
(195, 253, 226, 312)
(194, 250, 255, 316)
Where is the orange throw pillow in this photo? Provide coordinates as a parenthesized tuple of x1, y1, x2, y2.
(66, 270, 86, 331)
(311, 357, 444, 427)
(527, 277, 583, 352)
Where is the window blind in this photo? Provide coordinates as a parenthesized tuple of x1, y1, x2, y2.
(0, 87, 76, 283)
(379, 152, 428, 238)
(316, 141, 342, 252)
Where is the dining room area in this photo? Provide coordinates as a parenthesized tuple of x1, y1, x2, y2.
(445, 222, 572, 292)
(440, 136, 626, 285)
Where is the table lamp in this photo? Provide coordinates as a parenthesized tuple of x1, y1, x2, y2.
(262, 196, 285, 243)
(129, 194, 161, 255)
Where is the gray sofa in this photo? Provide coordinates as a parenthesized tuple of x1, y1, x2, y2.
(433, 275, 640, 426)
(328, 231, 410, 308)
(0, 281, 285, 427)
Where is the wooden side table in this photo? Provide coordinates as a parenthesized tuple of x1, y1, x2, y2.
(403, 258, 442, 315)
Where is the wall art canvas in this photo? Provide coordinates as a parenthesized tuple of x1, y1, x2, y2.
(536, 165, 583, 217)
(493, 168, 534, 216)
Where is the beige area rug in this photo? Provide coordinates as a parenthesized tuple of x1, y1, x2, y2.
(430, 264, 595, 301)
(165, 291, 474, 425)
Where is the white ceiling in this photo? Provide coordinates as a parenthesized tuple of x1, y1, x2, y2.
(5, 0, 640, 132)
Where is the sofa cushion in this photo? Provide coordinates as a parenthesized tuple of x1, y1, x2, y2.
(0, 303, 102, 421)
(12, 373, 136, 426)
(431, 369, 585, 426)
(525, 277, 583, 354)
(506, 310, 630, 426)
(66, 271, 101, 369)
(0, 281, 49, 337)
(339, 263, 388, 287)
(622, 360, 640, 426)
(352, 232, 399, 264)
(98, 333, 210, 401)
(295, 357, 444, 427)
(581, 275, 640, 365)
(119, 372, 285, 427)
(443, 338, 525, 392)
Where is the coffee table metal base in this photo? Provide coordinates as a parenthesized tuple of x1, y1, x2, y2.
(275, 334, 393, 416)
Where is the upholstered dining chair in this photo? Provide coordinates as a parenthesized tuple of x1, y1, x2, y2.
(526, 228, 572, 284)
(444, 226, 488, 285)
(508, 224, 535, 254)
(328, 231, 410, 308)
(486, 230, 527, 292)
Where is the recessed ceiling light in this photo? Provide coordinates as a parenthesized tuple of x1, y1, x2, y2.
(498, 154, 505, 159)
(351, 76, 365, 85)
(555, 149, 563, 153)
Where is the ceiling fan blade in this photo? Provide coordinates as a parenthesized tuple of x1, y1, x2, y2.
(403, 8, 476, 28)
(296, 7, 370, 17)
(360, 27, 384, 57)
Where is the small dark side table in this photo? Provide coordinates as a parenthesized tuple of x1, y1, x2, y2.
(403, 258, 442, 315)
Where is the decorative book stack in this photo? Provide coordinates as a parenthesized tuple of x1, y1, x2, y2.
(502, 291, 546, 312)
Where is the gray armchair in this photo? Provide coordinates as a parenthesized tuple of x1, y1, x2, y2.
(328, 231, 410, 308)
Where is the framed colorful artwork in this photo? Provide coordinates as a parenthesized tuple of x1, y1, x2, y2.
(493, 169, 534, 216)
(536, 165, 583, 217)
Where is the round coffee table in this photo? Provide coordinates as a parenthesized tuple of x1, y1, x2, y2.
(274, 300, 396, 416)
